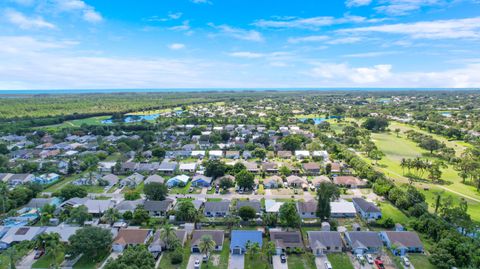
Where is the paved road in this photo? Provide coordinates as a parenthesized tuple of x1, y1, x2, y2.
(228, 254, 244, 269)
(16, 250, 36, 269)
(187, 253, 202, 269)
(272, 255, 288, 269)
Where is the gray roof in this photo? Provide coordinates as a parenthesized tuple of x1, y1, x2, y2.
(145, 174, 165, 184)
(191, 230, 224, 246)
(144, 199, 174, 212)
(25, 198, 53, 209)
(204, 201, 230, 212)
(383, 231, 423, 248)
(115, 199, 144, 212)
(297, 200, 318, 214)
(236, 200, 261, 213)
(159, 161, 177, 171)
(346, 232, 383, 249)
(352, 198, 381, 213)
(308, 231, 343, 249)
(270, 231, 303, 248)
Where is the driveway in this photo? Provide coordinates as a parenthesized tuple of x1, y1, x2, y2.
(228, 254, 244, 269)
(347, 253, 373, 269)
(16, 250, 36, 269)
(272, 255, 288, 269)
(315, 256, 329, 269)
(187, 253, 202, 269)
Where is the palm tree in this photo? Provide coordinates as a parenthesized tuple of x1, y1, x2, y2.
(198, 235, 216, 264)
(246, 242, 260, 260)
(102, 208, 121, 225)
(265, 241, 276, 264)
(160, 223, 177, 251)
(36, 232, 62, 269)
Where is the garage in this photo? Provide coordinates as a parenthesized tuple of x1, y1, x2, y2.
(231, 247, 243, 255)
(192, 247, 200, 253)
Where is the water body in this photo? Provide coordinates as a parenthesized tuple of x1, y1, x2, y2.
(0, 88, 478, 95)
(101, 110, 183, 124)
(298, 116, 342, 124)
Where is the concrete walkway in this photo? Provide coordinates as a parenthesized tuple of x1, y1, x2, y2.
(273, 255, 288, 269)
(228, 254, 244, 269)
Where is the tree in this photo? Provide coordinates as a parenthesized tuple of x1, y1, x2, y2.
(252, 148, 267, 160)
(262, 213, 278, 227)
(231, 162, 246, 174)
(420, 138, 441, 154)
(152, 147, 166, 158)
(104, 245, 155, 269)
(394, 128, 401, 137)
(69, 205, 91, 225)
(58, 185, 87, 200)
(144, 182, 168, 200)
(132, 206, 150, 225)
(68, 227, 113, 259)
(316, 182, 340, 220)
(368, 149, 385, 165)
(235, 170, 255, 190)
(219, 176, 234, 189)
(361, 117, 389, 131)
(238, 206, 256, 221)
(204, 160, 226, 178)
(281, 135, 303, 151)
(160, 223, 179, 251)
(265, 241, 276, 264)
(279, 165, 291, 177)
(176, 201, 198, 222)
(124, 189, 141, 200)
(102, 208, 121, 224)
(246, 242, 260, 260)
(279, 202, 300, 228)
(198, 235, 216, 262)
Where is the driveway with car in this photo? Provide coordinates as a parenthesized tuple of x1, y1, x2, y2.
(228, 254, 244, 269)
(16, 250, 36, 269)
(315, 256, 330, 269)
(187, 253, 202, 269)
(273, 255, 288, 269)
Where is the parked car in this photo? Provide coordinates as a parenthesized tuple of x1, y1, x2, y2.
(324, 261, 332, 269)
(365, 254, 374, 264)
(374, 258, 385, 269)
(202, 254, 209, 262)
(280, 254, 287, 263)
(402, 256, 411, 267)
(34, 250, 44, 259)
(194, 259, 201, 269)
(356, 254, 366, 263)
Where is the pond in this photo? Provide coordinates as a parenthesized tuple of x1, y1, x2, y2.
(298, 116, 342, 124)
(101, 110, 183, 124)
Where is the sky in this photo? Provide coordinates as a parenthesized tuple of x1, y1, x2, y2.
(1, 0, 480, 89)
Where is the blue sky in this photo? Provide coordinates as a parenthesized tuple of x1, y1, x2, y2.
(1, 0, 480, 89)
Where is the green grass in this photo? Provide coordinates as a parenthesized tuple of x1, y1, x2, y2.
(409, 254, 437, 269)
(244, 239, 273, 269)
(326, 253, 354, 269)
(41, 116, 111, 130)
(0, 241, 34, 269)
(287, 253, 316, 269)
(32, 251, 64, 268)
(206, 198, 223, 202)
(169, 182, 201, 195)
(202, 238, 230, 269)
(81, 185, 106, 193)
(73, 251, 109, 269)
(158, 240, 191, 269)
(378, 202, 411, 225)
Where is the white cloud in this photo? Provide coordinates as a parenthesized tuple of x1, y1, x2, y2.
(228, 51, 265, 58)
(339, 17, 480, 39)
(82, 9, 102, 23)
(346, 0, 373, 7)
(210, 24, 264, 42)
(287, 35, 329, 43)
(4, 9, 56, 29)
(52, 0, 103, 23)
(168, 43, 186, 50)
(326, 37, 362, 44)
(342, 51, 398, 58)
(169, 20, 191, 31)
(309, 63, 392, 83)
(375, 0, 444, 16)
(191, 0, 212, 4)
(253, 15, 383, 29)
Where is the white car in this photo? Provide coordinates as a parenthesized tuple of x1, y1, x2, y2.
(402, 256, 411, 267)
(324, 261, 332, 269)
(356, 254, 366, 263)
(365, 254, 374, 264)
(194, 259, 200, 269)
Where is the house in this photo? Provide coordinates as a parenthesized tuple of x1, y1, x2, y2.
(44, 226, 80, 242)
(0, 226, 44, 249)
(312, 150, 329, 161)
(333, 176, 366, 188)
(24, 198, 57, 210)
(144, 199, 174, 216)
(236, 200, 262, 215)
(158, 160, 178, 174)
(308, 231, 343, 256)
(352, 198, 382, 222)
(34, 173, 60, 184)
(310, 176, 331, 188)
(230, 230, 263, 255)
(330, 201, 356, 218)
(2, 173, 35, 186)
(265, 199, 284, 213)
(225, 151, 240, 159)
(122, 162, 138, 173)
(191, 175, 213, 187)
(115, 199, 144, 214)
(330, 162, 342, 174)
(295, 150, 310, 159)
(166, 174, 189, 188)
(120, 173, 144, 188)
(297, 200, 317, 219)
(98, 162, 116, 173)
(380, 231, 424, 256)
(144, 174, 164, 185)
(112, 228, 153, 252)
(242, 151, 252, 159)
(179, 163, 197, 173)
(137, 162, 160, 174)
(191, 230, 224, 252)
(344, 232, 383, 254)
(303, 163, 320, 174)
(270, 230, 303, 254)
(102, 174, 120, 186)
(262, 162, 278, 173)
(286, 175, 308, 189)
(277, 151, 292, 159)
(209, 150, 223, 159)
(149, 229, 187, 253)
(84, 199, 114, 215)
(244, 162, 259, 173)
(191, 150, 206, 159)
(264, 175, 282, 189)
(204, 201, 230, 217)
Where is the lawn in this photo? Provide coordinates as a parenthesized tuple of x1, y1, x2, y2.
(378, 202, 411, 225)
(73, 251, 109, 269)
(202, 238, 230, 269)
(287, 253, 316, 269)
(326, 253, 354, 269)
(0, 241, 34, 269)
(169, 182, 201, 195)
(158, 240, 191, 269)
(409, 254, 437, 269)
(244, 239, 273, 269)
(32, 251, 64, 268)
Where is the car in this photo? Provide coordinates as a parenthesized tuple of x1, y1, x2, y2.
(194, 259, 201, 269)
(202, 254, 209, 262)
(402, 256, 411, 267)
(365, 254, 374, 264)
(34, 250, 44, 259)
(280, 254, 287, 263)
(374, 258, 385, 269)
(324, 261, 332, 269)
(356, 254, 366, 263)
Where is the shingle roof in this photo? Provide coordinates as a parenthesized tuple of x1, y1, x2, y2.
(346, 232, 383, 249)
(191, 230, 224, 246)
(231, 230, 263, 249)
(270, 231, 303, 248)
(143, 199, 173, 212)
(204, 201, 230, 212)
(383, 231, 423, 248)
(114, 228, 151, 245)
(308, 231, 343, 249)
(297, 200, 318, 214)
(352, 198, 380, 213)
(236, 200, 261, 213)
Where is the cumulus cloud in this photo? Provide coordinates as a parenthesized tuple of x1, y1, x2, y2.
(209, 24, 264, 42)
(51, 0, 103, 23)
(375, 0, 445, 16)
(338, 17, 480, 39)
(287, 35, 329, 44)
(168, 43, 186, 50)
(346, 0, 373, 7)
(4, 9, 56, 29)
(309, 63, 392, 83)
(253, 15, 383, 29)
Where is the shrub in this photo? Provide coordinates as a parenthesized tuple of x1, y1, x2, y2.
(171, 249, 183, 264)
